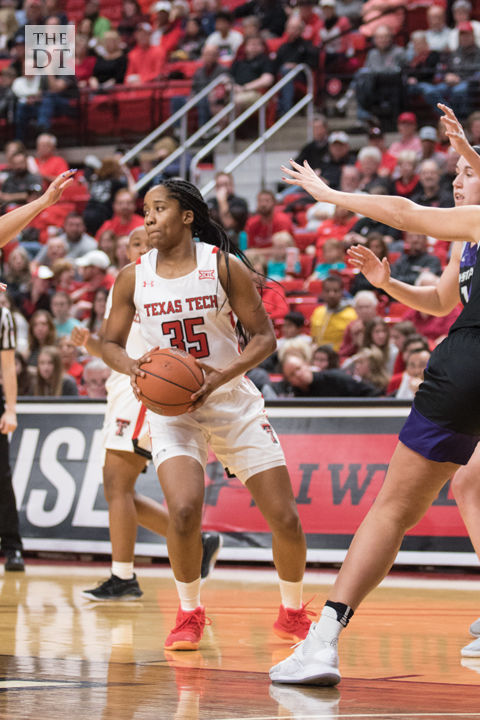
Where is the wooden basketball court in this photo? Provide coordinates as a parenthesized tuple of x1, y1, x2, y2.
(1, 563, 480, 719)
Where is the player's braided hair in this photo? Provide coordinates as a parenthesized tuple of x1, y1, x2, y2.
(156, 178, 258, 342)
(157, 178, 254, 269)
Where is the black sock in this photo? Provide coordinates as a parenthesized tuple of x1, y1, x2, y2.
(325, 600, 354, 627)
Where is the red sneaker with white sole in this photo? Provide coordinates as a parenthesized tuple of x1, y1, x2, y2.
(164, 606, 206, 651)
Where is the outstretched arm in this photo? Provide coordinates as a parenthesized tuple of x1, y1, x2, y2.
(347, 243, 462, 316)
(281, 160, 480, 244)
(0, 170, 76, 248)
(439, 104, 480, 178)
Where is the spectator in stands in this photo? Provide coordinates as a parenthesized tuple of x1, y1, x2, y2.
(311, 344, 340, 370)
(82, 358, 110, 398)
(411, 158, 453, 207)
(319, 131, 357, 190)
(44, 212, 96, 262)
(29, 134, 68, 185)
(113, 234, 130, 270)
(249, 253, 289, 325)
(392, 149, 420, 198)
(0, 67, 16, 125)
(97, 228, 117, 266)
(424, 4, 450, 55)
(467, 110, 480, 145)
(349, 346, 389, 393)
(296, 0, 323, 45)
(339, 289, 379, 359)
(15, 351, 33, 395)
(401, 270, 462, 342)
(277, 310, 313, 352)
(351, 25, 405, 123)
(416, 22, 480, 120)
(117, 0, 149, 49)
(366, 126, 397, 176)
(417, 126, 447, 169)
(33, 234, 67, 269)
(349, 183, 402, 247)
(190, 44, 225, 128)
(33, 345, 78, 396)
(388, 112, 421, 158)
(75, 35, 96, 87)
(309, 237, 346, 281)
(393, 347, 431, 399)
(58, 335, 84, 389)
(0, 151, 42, 208)
(389, 319, 416, 369)
(95, 189, 143, 241)
(362, 315, 397, 374)
(32, 74, 79, 138)
(387, 332, 429, 393)
(84, 159, 136, 236)
(357, 146, 386, 192)
(205, 9, 243, 60)
(150, 1, 183, 54)
(17, 0, 45, 31)
(0, 247, 29, 306)
(73, 252, 114, 317)
(90, 30, 127, 89)
(315, 203, 357, 247)
(280, 351, 380, 397)
(349, 232, 390, 293)
(294, 114, 330, 173)
(0, 8, 17, 55)
(267, 231, 301, 280)
(17, 264, 55, 320)
(319, 0, 352, 74)
(125, 23, 165, 84)
(51, 259, 79, 295)
(310, 274, 357, 350)
(229, 35, 275, 113)
(390, 232, 441, 285)
(27, 309, 56, 368)
(83, 0, 111, 40)
(449, 0, 480, 51)
(246, 189, 294, 250)
(273, 14, 319, 118)
(50, 291, 81, 338)
(234, 0, 286, 38)
(405, 31, 441, 105)
(207, 171, 249, 233)
(171, 15, 206, 61)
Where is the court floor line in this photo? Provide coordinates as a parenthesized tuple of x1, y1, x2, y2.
(214, 714, 480, 720)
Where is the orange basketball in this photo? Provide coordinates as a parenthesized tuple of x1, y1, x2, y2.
(137, 348, 204, 416)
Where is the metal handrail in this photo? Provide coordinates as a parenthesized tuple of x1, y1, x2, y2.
(134, 99, 235, 191)
(189, 64, 314, 194)
(120, 72, 232, 166)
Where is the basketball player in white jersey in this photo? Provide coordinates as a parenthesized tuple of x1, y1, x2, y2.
(71, 227, 222, 601)
(102, 179, 312, 651)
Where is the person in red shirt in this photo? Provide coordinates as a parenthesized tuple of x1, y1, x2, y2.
(72, 249, 115, 318)
(125, 23, 166, 84)
(245, 190, 294, 250)
(29, 133, 69, 186)
(95, 189, 144, 241)
(315, 206, 357, 252)
(298, 0, 323, 45)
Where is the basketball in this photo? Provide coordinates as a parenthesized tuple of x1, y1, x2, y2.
(137, 348, 204, 416)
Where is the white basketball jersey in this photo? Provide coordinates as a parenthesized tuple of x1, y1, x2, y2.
(105, 285, 148, 395)
(133, 242, 242, 392)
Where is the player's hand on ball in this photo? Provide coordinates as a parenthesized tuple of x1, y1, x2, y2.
(130, 347, 157, 401)
(188, 361, 224, 412)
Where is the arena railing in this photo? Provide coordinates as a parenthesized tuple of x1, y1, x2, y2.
(191, 64, 315, 197)
(120, 73, 235, 188)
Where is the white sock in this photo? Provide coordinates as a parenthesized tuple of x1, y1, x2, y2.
(279, 578, 303, 609)
(111, 561, 134, 580)
(175, 577, 201, 611)
(315, 605, 344, 643)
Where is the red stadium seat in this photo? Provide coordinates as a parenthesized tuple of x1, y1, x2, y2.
(306, 279, 323, 295)
(280, 279, 304, 293)
(293, 231, 318, 252)
(288, 295, 318, 320)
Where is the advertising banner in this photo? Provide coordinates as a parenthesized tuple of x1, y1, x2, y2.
(11, 400, 476, 567)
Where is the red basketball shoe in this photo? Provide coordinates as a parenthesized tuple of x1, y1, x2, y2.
(164, 606, 207, 650)
(273, 600, 316, 642)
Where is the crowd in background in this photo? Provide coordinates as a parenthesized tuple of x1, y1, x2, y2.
(0, 0, 474, 400)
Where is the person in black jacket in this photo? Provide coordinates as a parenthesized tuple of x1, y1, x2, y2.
(273, 14, 319, 117)
(279, 351, 381, 397)
(234, 0, 287, 38)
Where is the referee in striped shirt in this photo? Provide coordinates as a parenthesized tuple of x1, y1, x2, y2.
(0, 305, 23, 570)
